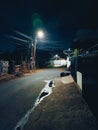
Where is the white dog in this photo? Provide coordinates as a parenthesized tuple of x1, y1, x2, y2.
(35, 80, 55, 106)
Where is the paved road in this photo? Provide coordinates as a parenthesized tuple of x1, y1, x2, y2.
(0, 68, 61, 130)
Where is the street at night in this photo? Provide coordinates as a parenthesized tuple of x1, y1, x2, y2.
(0, 0, 98, 130)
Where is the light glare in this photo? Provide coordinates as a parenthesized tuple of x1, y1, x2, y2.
(37, 30, 44, 38)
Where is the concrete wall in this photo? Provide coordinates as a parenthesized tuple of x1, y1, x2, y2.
(77, 71, 82, 90)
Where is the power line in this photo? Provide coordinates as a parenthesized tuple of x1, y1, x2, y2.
(13, 30, 33, 41)
(6, 35, 29, 43)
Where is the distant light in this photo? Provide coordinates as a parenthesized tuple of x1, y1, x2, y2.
(68, 48, 70, 51)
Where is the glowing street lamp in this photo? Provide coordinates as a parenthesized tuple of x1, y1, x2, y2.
(55, 54, 58, 59)
(37, 30, 44, 38)
(32, 30, 44, 71)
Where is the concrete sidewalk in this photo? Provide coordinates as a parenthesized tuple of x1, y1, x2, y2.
(23, 75, 98, 130)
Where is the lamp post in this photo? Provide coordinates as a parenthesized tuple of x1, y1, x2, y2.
(32, 30, 44, 71)
(30, 43, 34, 72)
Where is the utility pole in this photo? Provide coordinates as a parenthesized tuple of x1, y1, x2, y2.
(33, 38, 36, 71)
(30, 30, 44, 72)
(30, 45, 32, 72)
(30, 38, 37, 72)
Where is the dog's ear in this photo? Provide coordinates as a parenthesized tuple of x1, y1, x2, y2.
(49, 80, 54, 87)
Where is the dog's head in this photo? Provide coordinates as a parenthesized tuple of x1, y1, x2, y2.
(49, 80, 54, 87)
(44, 80, 55, 88)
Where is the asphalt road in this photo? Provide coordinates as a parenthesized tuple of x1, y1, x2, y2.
(0, 68, 61, 130)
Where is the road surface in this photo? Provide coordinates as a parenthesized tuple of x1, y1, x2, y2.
(0, 68, 61, 130)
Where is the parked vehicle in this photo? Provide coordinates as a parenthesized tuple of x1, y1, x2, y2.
(60, 67, 71, 77)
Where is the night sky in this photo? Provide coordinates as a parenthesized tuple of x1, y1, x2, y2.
(0, 0, 98, 53)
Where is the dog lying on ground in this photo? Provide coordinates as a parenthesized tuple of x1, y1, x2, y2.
(35, 80, 55, 106)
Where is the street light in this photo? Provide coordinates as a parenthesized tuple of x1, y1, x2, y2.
(37, 30, 44, 38)
(32, 30, 44, 71)
(55, 54, 58, 59)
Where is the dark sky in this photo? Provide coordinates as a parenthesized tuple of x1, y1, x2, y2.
(0, 0, 98, 53)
